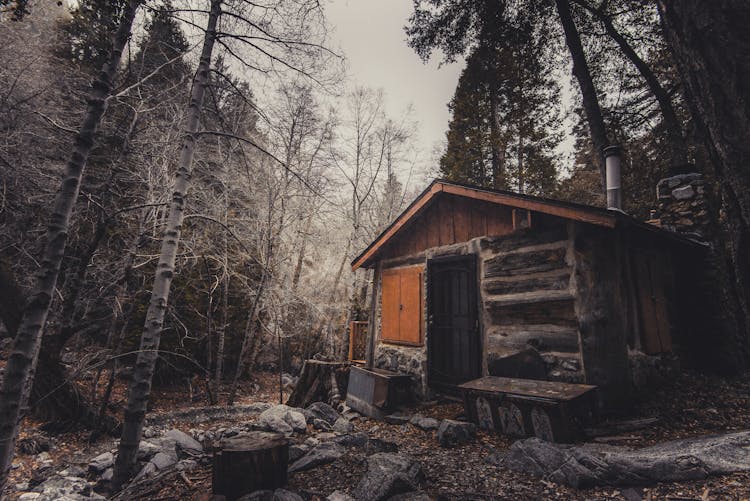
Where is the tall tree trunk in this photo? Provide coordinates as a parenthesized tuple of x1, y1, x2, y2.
(212, 219, 229, 403)
(575, 0, 688, 167)
(0, 0, 140, 490)
(555, 0, 610, 194)
(658, 0, 750, 371)
(111, 0, 221, 488)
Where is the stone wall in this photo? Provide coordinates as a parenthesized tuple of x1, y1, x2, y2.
(656, 173, 710, 242)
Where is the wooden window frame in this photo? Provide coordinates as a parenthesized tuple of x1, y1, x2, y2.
(380, 265, 425, 347)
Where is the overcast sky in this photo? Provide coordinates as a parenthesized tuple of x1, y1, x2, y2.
(324, 0, 464, 179)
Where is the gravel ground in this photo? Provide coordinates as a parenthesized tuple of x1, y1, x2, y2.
(7, 370, 750, 500)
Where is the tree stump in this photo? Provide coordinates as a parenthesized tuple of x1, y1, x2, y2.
(286, 360, 350, 408)
(212, 431, 289, 501)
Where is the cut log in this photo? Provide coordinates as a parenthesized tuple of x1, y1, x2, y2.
(286, 360, 350, 408)
(212, 431, 289, 501)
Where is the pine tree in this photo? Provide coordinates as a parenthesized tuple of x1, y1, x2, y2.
(439, 5, 562, 195)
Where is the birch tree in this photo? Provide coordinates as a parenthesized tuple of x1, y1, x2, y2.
(111, 0, 222, 487)
(0, 0, 141, 489)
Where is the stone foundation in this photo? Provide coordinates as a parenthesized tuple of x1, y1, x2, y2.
(373, 344, 428, 400)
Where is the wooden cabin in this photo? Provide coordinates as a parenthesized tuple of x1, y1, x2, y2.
(351, 179, 707, 408)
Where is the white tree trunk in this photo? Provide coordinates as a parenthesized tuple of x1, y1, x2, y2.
(0, 0, 140, 490)
(111, 0, 222, 488)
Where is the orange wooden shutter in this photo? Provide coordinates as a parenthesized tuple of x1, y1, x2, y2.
(399, 267, 423, 344)
(381, 269, 401, 342)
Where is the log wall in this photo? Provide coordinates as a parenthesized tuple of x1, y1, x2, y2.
(478, 224, 585, 383)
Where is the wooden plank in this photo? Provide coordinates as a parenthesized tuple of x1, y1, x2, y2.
(399, 266, 424, 345)
(452, 197, 472, 242)
(458, 376, 597, 402)
(486, 295, 577, 327)
(483, 269, 571, 295)
(381, 269, 401, 343)
(426, 204, 441, 249)
(487, 205, 513, 236)
(484, 246, 567, 278)
(650, 254, 672, 352)
(352, 183, 441, 270)
(352, 181, 617, 271)
(441, 184, 617, 228)
(439, 195, 455, 245)
(486, 324, 581, 353)
(481, 227, 568, 253)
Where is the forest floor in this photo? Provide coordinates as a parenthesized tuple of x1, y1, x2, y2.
(6, 369, 750, 500)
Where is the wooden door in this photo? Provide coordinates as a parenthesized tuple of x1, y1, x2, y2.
(427, 255, 481, 387)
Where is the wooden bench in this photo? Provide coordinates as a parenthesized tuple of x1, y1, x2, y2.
(458, 376, 598, 443)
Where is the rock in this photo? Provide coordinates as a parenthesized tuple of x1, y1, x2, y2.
(561, 359, 580, 371)
(288, 442, 343, 473)
(306, 402, 341, 426)
(387, 491, 432, 501)
(384, 413, 411, 425)
(672, 184, 695, 200)
(151, 451, 178, 469)
(502, 431, 750, 488)
(164, 428, 203, 452)
(58, 465, 86, 478)
(88, 452, 114, 474)
(259, 405, 308, 435)
(365, 438, 399, 454)
(289, 444, 310, 462)
(135, 461, 157, 480)
(177, 459, 198, 471)
(437, 420, 476, 448)
(327, 490, 356, 501)
(409, 415, 438, 431)
(333, 417, 354, 433)
(137, 440, 161, 461)
(353, 453, 424, 501)
(331, 432, 369, 448)
(313, 418, 333, 431)
(19, 494, 40, 500)
(15, 481, 29, 491)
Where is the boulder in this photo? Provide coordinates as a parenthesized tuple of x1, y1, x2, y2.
(437, 420, 476, 448)
(313, 418, 333, 432)
(288, 442, 343, 473)
(289, 444, 310, 462)
(88, 452, 114, 474)
(333, 417, 354, 433)
(502, 432, 750, 488)
(353, 453, 424, 501)
(137, 441, 161, 461)
(135, 461, 157, 480)
(150, 451, 178, 470)
(164, 429, 203, 453)
(331, 432, 369, 448)
(409, 415, 438, 431)
(259, 405, 308, 435)
(306, 402, 341, 426)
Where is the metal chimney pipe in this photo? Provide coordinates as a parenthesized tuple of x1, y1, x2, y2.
(604, 145, 622, 210)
